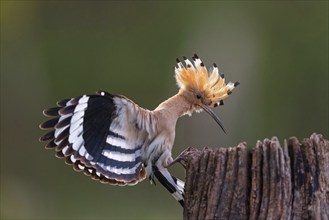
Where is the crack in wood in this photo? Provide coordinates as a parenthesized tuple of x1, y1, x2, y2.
(182, 133, 329, 220)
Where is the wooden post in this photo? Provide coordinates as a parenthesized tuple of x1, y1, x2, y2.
(182, 133, 329, 219)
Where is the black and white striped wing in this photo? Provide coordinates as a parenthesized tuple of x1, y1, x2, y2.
(39, 91, 147, 186)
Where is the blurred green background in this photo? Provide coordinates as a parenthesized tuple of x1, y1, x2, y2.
(1, 1, 328, 219)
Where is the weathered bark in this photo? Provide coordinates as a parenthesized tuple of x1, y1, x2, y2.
(182, 133, 329, 220)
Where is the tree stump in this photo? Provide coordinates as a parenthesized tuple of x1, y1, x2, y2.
(182, 133, 329, 220)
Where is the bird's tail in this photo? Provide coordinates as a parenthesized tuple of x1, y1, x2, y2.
(152, 166, 185, 207)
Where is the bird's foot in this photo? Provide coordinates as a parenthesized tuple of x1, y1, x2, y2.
(165, 147, 197, 169)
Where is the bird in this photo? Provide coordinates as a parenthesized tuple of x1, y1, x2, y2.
(39, 54, 239, 207)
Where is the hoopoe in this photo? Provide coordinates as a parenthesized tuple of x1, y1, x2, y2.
(39, 54, 239, 207)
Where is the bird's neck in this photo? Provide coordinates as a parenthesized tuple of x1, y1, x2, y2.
(154, 92, 193, 118)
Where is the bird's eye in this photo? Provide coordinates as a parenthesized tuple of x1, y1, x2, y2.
(196, 94, 201, 99)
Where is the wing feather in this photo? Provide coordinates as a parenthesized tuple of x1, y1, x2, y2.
(39, 91, 147, 186)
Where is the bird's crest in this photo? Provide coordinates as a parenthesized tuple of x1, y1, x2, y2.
(175, 54, 239, 107)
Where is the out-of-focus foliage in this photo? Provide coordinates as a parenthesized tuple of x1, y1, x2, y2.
(1, 1, 328, 219)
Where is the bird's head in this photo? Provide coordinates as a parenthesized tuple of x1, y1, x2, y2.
(175, 54, 239, 133)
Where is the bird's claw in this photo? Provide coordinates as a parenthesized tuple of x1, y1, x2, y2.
(149, 173, 156, 185)
(165, 150, 190, 169)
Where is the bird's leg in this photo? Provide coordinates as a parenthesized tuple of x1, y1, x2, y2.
(165, 147, 193, 169)
(145, 161, 157, 185)
(165, 156, 187, 169)
(155, 148, 176, 168)
(149, 172, 156, 185)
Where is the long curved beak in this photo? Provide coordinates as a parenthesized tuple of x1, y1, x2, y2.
(200, 104, 227, 133)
